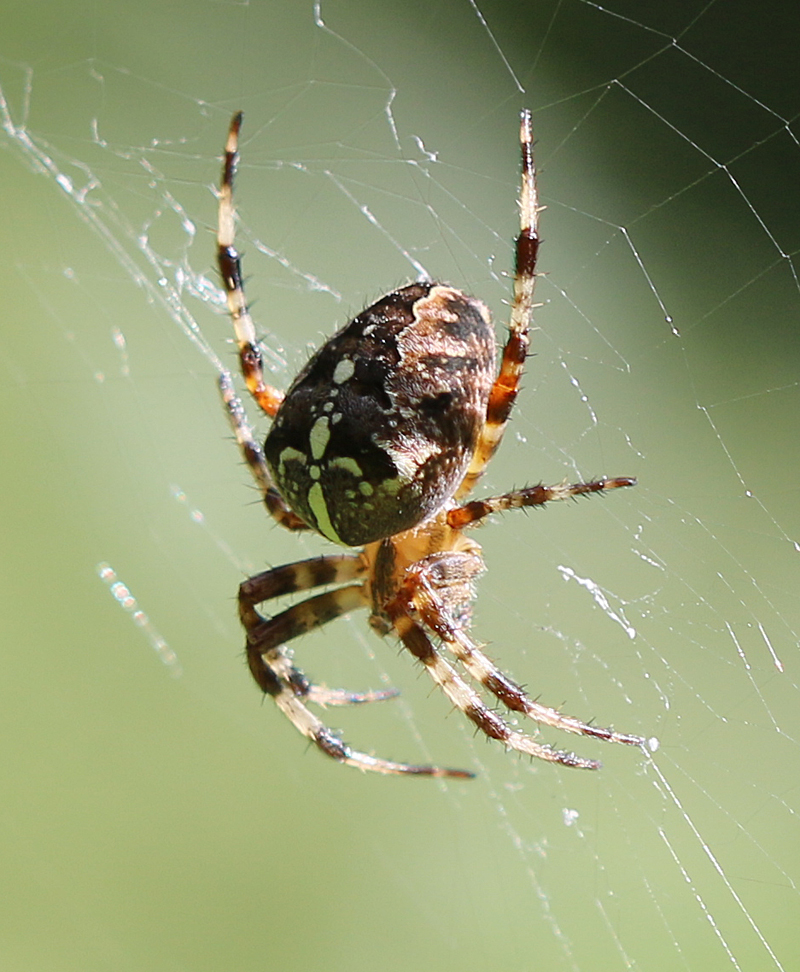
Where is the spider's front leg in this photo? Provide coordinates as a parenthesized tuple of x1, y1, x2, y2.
(240, 554, 376, 704)
(387, 551, 644, 769)
(239, 554, 474, 778)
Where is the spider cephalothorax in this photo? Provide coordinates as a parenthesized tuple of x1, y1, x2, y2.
(216, 110, 643, 777)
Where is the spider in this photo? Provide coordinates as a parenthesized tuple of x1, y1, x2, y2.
(215, 110, 644, 778)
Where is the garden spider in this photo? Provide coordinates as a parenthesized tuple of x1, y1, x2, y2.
(216, 110, 644, 777)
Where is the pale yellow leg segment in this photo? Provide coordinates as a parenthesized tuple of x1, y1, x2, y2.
(217, 112, 285, 418)
(457, 110, 541, 499)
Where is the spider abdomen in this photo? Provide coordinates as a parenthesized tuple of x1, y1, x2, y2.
(264, 282, 496, 546)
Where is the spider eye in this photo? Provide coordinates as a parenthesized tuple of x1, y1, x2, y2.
(264, 282, 496, 546)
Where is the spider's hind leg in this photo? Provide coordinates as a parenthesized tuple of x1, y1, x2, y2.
(219, 370, 310, 532)
(217, 111, 285, 419)
(457, 109, 540, 499)
(216, 115, 303, 532)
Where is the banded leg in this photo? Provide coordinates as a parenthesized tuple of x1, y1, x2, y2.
(274, 689, 473, 777)
(448, 476, 637, 530)
(242, 564, 472, 777)
(457, 109, 539, 500)
(396, 559, 645, 753)
(239, 554, 367, 617)
(241, 555, 379, 703)
(217, 111, 284, 418)
(387, 599, 603, 769)
(219, 370, 309, 531)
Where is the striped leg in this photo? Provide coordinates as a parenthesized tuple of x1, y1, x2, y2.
(217, 112, 284, 418)
(457, 109, 539, 500)
(216, 114, 305, 532)
(397, 561, 645, 755)
(447, 477, 637, 530)
(241, 555, 377, 703)
(241, 557, 472, 777)
(219, 370, 310, 531)
(387, 599, 603, 770)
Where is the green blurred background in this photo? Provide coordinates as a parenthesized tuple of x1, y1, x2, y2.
(2, 1, 799, 970)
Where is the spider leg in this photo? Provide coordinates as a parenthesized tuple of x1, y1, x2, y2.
(239, 553, 367, 615)
(241, 565, 472, 777)
(216, 116, 307, 533)
(241, 555, 380, 702)
(219, 370, 309, 531)
(276, 690, 473, 777)
(217, 111, 285, 419)
(457, 109, 539, 500)
(447, 476, 637, 530)
(245, 585, 387, 701)
(400, 565, 645, 749)
(386, 596, 606, 770)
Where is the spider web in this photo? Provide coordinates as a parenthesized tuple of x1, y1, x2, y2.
(1, 1, 798, 970)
